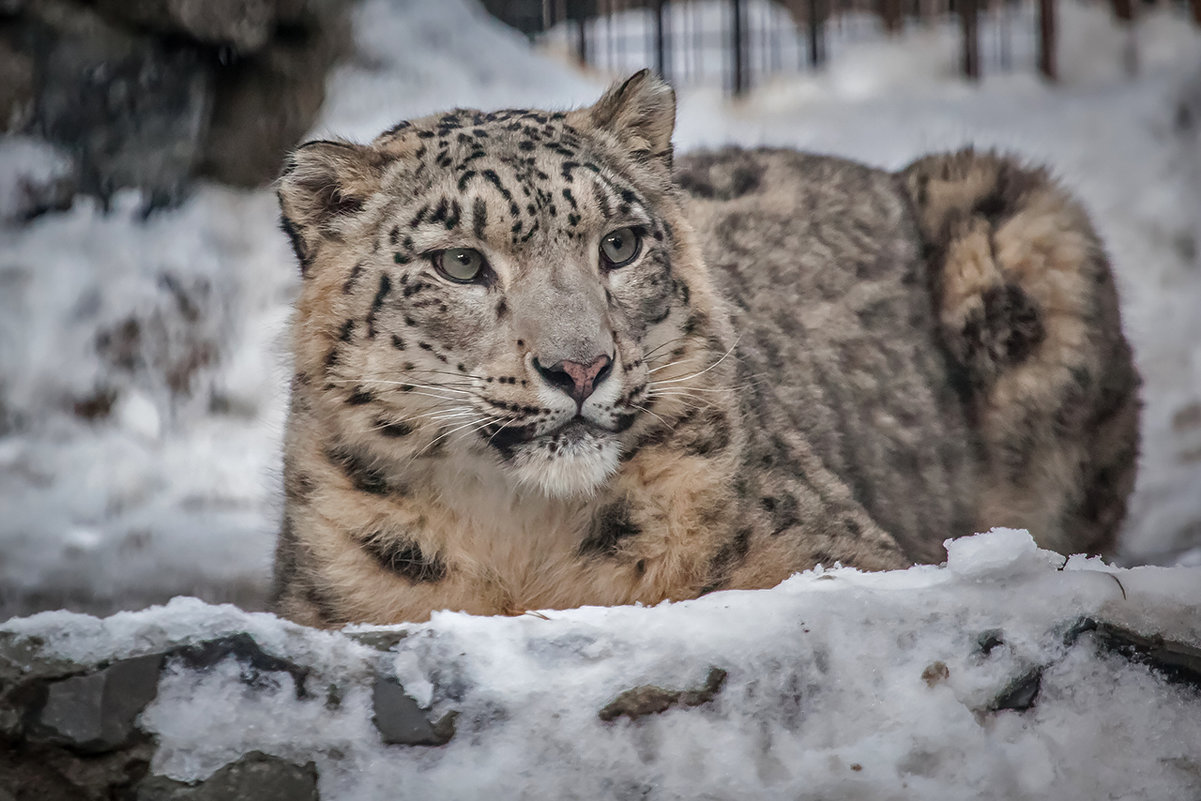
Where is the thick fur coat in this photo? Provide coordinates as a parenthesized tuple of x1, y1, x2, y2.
(272, 72, 1139, 626)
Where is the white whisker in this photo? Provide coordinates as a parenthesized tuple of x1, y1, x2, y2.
(412, 416, 492, 458)
(485, 415, 521, 446)
(649, 337, 741, 386)
(648, 356, 696, 374)
(633, 404, 672, 429)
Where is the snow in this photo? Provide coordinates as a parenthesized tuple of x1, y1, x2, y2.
(5, 530, 1201, 799)
(1, 0, 1200, 618)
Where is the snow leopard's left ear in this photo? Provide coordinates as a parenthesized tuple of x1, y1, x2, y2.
(581, 69, 676, 171)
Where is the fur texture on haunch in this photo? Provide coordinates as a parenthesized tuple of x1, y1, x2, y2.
(272, 71, 1139, 626)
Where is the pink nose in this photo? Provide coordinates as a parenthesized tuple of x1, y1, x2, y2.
(533, 354, 613, 405)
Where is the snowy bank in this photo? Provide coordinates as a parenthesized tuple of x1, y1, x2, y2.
(3, 0, 1200, 620)
(3, 531, 1200, 800)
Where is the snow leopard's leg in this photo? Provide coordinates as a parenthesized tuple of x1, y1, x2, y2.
(899, 150, 1140, 556)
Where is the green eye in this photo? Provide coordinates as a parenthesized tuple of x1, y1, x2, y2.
(600, 227, 642, 268)
(436, 248, 485, 283)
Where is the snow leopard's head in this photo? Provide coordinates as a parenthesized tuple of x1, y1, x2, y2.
(279, 71, 730, 497)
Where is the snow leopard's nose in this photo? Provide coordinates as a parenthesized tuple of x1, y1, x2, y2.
(533, 354, 613, 406)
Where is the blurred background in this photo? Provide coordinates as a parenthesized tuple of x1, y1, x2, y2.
(1, 0, 1199, 619)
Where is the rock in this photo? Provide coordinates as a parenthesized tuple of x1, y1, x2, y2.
(1065, 617, 1201, 690)
(0, 632, 77, 686)
(172, 633, 310, 698)
(273, 0, 344, 26)
(989, 667, 1042, 712)
(345, 630, 410, 652)
(0, 26, 35, 131)
(1, 0, 347, 205)
(133, 751, 319, 801)
(197, 6, 349, 187)
(372, 677, 455, 746)
(974, 629, 1005, 656)
(25, 653, 163, 753)
(0, 737, 156, 801)
(921, 661, 950, 687)
(26, 0, 211, 209)
(599, 666, 728, 722)
(94, 0, 276, 54)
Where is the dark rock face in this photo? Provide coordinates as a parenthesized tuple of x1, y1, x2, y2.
(29, 1, 212, 209)
(24, 653, 164, 753)
(0, 629, 465, 797)
(94, 0, 277, 54)
(0, 0, 349, 214)
(171, 634, 311, 699)
(371, 677, 456, 746)
(197, 12, 348, 187)
(133, 752, 319, 801)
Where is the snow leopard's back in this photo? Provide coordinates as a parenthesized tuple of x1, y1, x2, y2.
(677, 146, 1138, 570)
(678, 148, 975, 564)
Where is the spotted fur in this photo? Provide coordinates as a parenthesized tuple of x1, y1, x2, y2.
(272, 71, 1139, 626)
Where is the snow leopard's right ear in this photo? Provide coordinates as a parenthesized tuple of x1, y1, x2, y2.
(277, 139, 387, 276)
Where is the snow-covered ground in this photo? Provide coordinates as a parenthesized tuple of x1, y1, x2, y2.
(5, 530, 1201, 800)
(1, 0, 1200, 621)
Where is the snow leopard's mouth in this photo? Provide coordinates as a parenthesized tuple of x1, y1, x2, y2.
(487, 417, 625, 497)
(482, 414, 635, 457)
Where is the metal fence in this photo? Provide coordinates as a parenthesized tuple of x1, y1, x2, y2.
(481, 0, 1201, 93)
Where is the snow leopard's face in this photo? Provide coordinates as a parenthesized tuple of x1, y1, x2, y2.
(280, 73, 722, 497)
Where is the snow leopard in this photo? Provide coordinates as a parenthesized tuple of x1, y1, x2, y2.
(272, 71, 1139, 626)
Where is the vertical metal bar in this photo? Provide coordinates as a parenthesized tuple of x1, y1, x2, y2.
(576, 17, 588, 66)
(808, 0, 825, 68)
(654, 0, 668, 81)
(732, 0, 747, 95)
(960, 0, 979, 80)
(1038, 0, 1056, 81)
(663, 1, 672, 83)
(881, 0, 903, 33)
(998, 0, 1011, 71)
(605, 0, 614, 75)
(773, 1, 783, 75)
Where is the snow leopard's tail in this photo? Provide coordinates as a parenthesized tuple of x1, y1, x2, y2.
(899, 149, 1140, 556)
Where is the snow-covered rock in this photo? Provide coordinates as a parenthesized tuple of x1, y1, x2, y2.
(2, 531, 1199, 800)
(2, 0, 1200, 619)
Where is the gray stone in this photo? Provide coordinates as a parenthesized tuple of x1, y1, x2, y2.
(0, 632, 77, 685)
(172, 633, 310, 697)
(598, 666, 728, 723)
(371, 677, 454, 746)
(95, 0, 276, 54)
(197, 24, 345, 188)
(134, 751, 319, 801)
(28, 0, 212, 208)
(345, 630, 409, 652)
(0, 26, 35, 132)
(26, 653, 163, 753)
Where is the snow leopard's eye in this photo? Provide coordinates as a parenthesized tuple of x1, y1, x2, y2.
(600, 227, 642, 268)
(435, 248, 486, 283)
